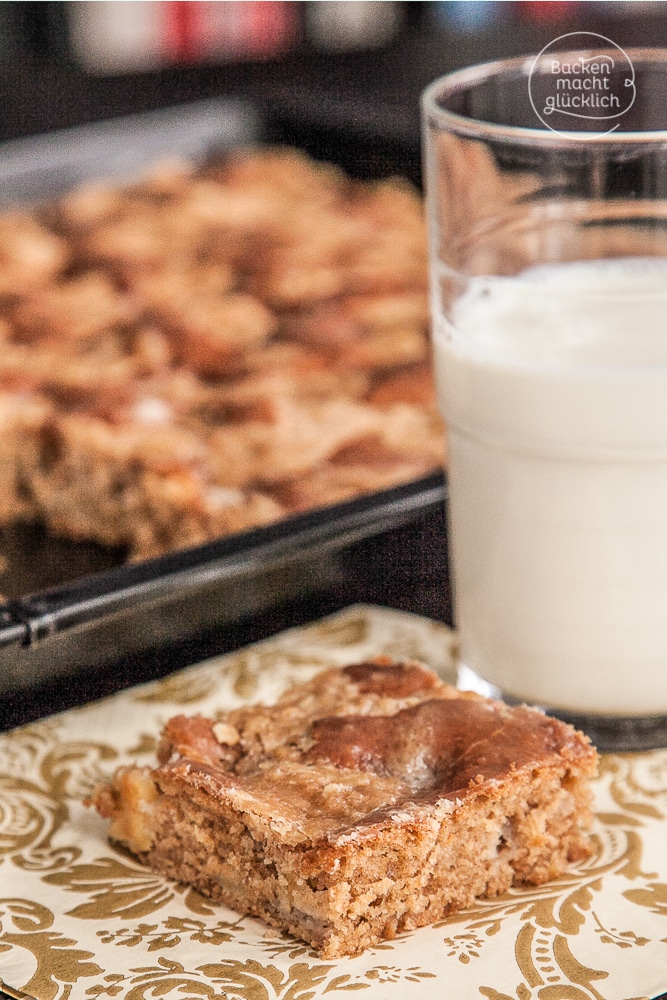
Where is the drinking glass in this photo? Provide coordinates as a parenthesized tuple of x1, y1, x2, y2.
(422, 47, 667, 751)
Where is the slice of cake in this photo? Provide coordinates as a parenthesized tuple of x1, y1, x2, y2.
(88, 658, 598, 959)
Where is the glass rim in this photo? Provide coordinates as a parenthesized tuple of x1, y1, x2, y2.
(421, 47, 667, 145)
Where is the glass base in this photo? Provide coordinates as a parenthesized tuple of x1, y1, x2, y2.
(457, 664, 667, 753)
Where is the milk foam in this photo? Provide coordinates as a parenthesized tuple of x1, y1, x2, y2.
(449, 257, 667, 367)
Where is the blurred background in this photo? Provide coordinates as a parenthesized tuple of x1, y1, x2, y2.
(3, 1, 667, 729)
(2, 1, 667, 187)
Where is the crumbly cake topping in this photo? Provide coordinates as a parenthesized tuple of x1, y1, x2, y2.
(0, 149, 444, 559)
(146, 659, 594, 844)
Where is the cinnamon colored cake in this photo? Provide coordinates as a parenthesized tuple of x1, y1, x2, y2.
(89, 659, 598, 958)
(0, 149, 443, 560)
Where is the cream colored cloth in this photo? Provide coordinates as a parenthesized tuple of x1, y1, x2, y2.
(0, 604, 665, 1000)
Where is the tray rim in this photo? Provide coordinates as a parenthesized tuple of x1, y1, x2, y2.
(0, 472, 446, 653)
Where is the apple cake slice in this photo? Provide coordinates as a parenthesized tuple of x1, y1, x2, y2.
(89, 658, 598, 959)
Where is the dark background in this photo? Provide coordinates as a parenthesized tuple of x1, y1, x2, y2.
(4, 2, 667, 184)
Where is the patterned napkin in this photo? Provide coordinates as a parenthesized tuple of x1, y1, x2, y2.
(0, 604, 665, 1000)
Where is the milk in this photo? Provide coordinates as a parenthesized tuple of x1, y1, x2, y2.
(434, 258, 667, 714)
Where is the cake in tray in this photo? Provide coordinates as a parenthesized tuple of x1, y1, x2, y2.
(0, 148, 443, 560)
(89, 658, 598, 959)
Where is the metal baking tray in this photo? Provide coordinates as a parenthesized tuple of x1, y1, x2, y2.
(0, 102, 447, 692)
(0, 96, 263, 203)
(0, 473, 447, 692)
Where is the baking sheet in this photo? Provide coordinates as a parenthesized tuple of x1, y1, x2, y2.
(0, 604, 666, 1000)
(0, 473, 447, 691)
(0, 97, 262, 204)
(0, 102, 447, 686)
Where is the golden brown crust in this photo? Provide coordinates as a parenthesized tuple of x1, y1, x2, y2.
(89, 659, 598, 958)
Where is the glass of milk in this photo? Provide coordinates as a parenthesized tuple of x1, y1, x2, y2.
(422, 47, 667, 750)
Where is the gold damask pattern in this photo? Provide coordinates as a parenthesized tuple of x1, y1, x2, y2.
(0, 604, 665, 1000)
